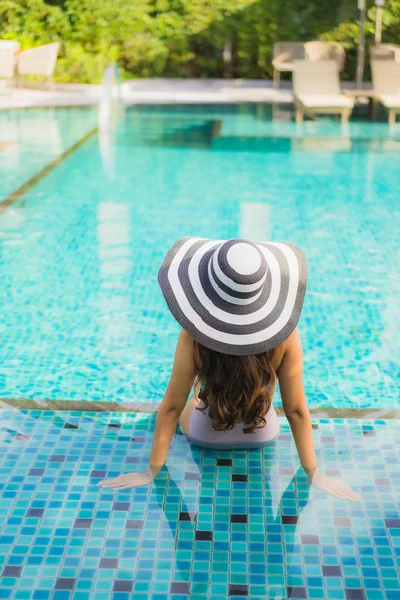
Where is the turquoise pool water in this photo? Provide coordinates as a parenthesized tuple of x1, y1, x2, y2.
(0, 104, 399, 408)
(0, 108, 98, 198)
(1, 104, 400, 600)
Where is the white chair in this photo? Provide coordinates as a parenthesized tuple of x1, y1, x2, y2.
(370, 44, 400, 63)
(17, 42, 60, 88)
(305, 41, 346, 72)
(292, 60, 354, 123)
(0, 40, 20, 82)
(272, 42, 306, 89)
(371, 60, 400, 124)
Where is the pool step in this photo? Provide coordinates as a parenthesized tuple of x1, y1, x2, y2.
(118, 117, 223, 148)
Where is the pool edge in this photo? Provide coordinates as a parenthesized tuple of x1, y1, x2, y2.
(1, 397, 399, 419)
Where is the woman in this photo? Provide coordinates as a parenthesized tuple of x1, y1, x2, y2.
(99, 237, 360, 501)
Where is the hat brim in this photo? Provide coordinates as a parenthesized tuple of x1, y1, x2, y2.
(158, 237, 307, 356)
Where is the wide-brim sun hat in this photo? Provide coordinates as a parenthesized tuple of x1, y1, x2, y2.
(158, 237, 308, 356)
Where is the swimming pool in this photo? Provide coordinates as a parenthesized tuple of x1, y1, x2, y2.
(0, 104, 399, 409)
(1, 104, 400, 600)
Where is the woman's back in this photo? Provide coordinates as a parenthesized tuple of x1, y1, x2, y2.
(194, 342, 285, 422)
(188, 385, 281, 449)
(186, 341, 286, 448)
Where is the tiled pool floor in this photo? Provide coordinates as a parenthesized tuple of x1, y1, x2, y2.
(1, 410, 399, 599)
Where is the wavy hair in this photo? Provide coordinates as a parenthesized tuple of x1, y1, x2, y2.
(193, 341, 280, 434)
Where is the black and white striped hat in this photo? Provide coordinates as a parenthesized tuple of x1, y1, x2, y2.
(158, 237, 307, 356)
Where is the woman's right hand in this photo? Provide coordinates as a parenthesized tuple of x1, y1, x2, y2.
(310, 469, 361, 502)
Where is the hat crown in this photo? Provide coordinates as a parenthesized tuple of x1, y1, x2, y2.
(213, 239, 267, 287)
(209, 239, 268, 304)
(217, 240, 266, 285)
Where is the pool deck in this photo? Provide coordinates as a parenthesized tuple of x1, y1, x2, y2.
(0, 78, 369, 109)
(0, 79, 292, 109)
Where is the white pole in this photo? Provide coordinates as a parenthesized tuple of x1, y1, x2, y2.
(356, 0, 366, 89)
(375, 0, 385, 45)
(223, 39, 232, 78)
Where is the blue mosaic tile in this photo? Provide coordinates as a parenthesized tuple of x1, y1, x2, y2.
(1, 410, 400, 598)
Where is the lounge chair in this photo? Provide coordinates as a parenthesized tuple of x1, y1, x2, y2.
(292, 59, 354, 123)
(17, 42, 60, 89)
(272, 42, 305, 90)
(305, 41, 346, 72)
(370, 44, 400, 63)
(371, 60, 400, 124)
(0, 40, 20, 82)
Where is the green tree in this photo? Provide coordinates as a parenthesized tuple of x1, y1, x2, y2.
(1, 0, 399, 83)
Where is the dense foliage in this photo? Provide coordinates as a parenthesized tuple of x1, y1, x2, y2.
(0, 0, 399, 83)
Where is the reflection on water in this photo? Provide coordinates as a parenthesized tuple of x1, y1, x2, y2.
(98, 128, 116, 180)
(153, 452, 310, 598)
(117, 116, 222, 149)
(240, 202, 271, 241)
(96, 201, 133, 351)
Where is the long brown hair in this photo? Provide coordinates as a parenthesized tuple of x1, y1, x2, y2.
(193, 340, 281, 434)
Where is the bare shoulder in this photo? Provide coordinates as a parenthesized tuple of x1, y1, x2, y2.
(174, 328, 196, 372)
(180, 328, 194, 344)
(277, 327, 306, 414)
(159, 329, 196, 415)
(283, 327, 302, 352)
(277, 327, 303, 377)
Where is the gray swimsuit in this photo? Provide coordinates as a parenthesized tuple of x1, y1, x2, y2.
(186, 380, 280, 450)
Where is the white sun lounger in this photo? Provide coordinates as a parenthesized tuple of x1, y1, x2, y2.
(0, 40, 20, 82)
(371, 60, 400, 124)
(292, 59, 354, 124)
(305, 41, 346, 72)
(17, 42, 60, 89)
(272, 42, 306, 90)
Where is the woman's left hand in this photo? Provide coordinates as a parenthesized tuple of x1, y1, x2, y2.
(98, 465, 161, 490)
(310, 471, 361, 502)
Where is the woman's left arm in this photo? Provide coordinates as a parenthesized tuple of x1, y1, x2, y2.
(279, 329, 361, 502)
(99, 329, 195, 490)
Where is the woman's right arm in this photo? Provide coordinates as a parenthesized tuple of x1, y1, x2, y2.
(278, 328, 361, 502)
